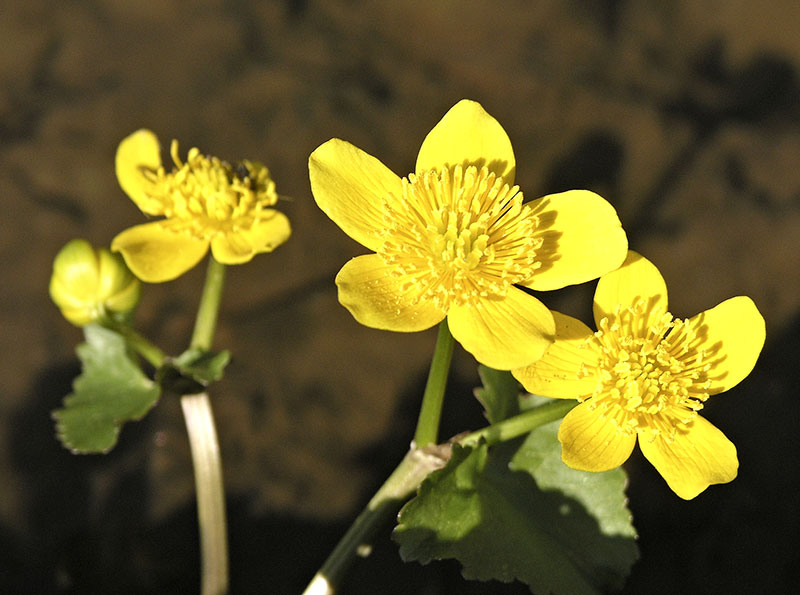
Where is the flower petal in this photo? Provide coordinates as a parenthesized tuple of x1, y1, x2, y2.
(639, 415, 738, 499)
(558, 402, 637, 472)
(686, 296, 766, 394)
(592, 250, 668, 329)
(520, 190, 627, 292)
(447, 287, 555, 370)
(415, 100, 516, 183)
(115, 129, 164, 215)
(210, 211, 292, 264)
(513, 311, 602, 399)
(111, 222, 209, 283)
(335, 254, 446, 332)
(309, 139, 402, 252)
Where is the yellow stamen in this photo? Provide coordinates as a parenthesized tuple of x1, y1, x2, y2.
(141, 140, 278, 240)
(584, 300, 712, 441)
(377, 165, 542, 308)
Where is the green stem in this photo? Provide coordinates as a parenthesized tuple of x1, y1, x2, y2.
(104, 320, 166, 368)
(413, 320, 455, 447)
(181, 393, 229, 595)
(184, 255, 229, 594)
(191, 256, 227, 351)
(302, 399, 577, 593)
(301, 446, 450, 595)
(459, 400, 578, 447)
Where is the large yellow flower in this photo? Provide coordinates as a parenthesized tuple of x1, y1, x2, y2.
(513, 251, 766, 499)
(309, 100, 627, 369)
(112, 130, 291, 282)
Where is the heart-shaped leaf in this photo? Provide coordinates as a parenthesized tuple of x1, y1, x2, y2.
(53, 325, 161, 453)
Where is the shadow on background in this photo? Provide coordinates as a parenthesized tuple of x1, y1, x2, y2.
(3, 2, 800, 593)
(5, 318, 798, 595)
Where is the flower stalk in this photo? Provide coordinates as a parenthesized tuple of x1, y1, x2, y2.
(413, 320, 456, 448)
(304, 394, 578, 593)
(181, 392, 229, 595)
(302, 446, 450, 595)
(104, 320, 166, 368)
(191, 256, 226, 351)
(185, 254, 229, 594)
(459, 400, 578, 447)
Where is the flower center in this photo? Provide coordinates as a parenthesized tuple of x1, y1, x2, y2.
(377, 165, 542, 309)
(142, 140, 278, 239)
(586, 301, 712, 440)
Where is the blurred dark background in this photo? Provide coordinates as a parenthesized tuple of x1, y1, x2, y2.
(1, 1, 799, 592)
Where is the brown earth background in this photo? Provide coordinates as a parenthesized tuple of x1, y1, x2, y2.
(2, 1, 799, 593)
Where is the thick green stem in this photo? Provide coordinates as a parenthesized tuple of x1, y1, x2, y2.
(460, 400, 578, 447)
(191, 256, 227, 351)
(181, 393, 229, 595)
(413, 320, 455, 447)
(302, 397, 576, 593)
(302, 446, 450, 595)
(182, 255, 229, 594)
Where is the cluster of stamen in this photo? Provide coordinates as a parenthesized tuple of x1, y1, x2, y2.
(141, 140, 278, 239)
(583, 301, 714, 442)
(377, 164, 542, 309)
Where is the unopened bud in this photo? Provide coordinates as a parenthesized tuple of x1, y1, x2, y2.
(50, 239, 141, 326)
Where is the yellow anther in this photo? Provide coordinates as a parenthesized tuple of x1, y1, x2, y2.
(377, 164, 539, 308)
(588, 298, 712, 437)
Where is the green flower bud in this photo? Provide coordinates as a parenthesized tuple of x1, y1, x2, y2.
(50, 239, 142, 326)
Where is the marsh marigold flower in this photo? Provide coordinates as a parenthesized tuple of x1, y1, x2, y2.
(513, 251, 765, 499)
(309, 100, 627, 369)
(112, 130, 291, 282)
(50, 239, 141, 326)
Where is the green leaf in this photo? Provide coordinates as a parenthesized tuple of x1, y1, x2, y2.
(155, 348, 230, 395)
(474, 366, 521, 423)
(173, 347, 231, 384)
(395, 437, 638, 594)
(509, 417, 636, 539)
(53, 325, 161, 454)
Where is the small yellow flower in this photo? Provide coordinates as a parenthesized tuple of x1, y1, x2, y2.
(513, 251, 766, 499)
(309, 100, 627, 369)
(50, 239, 141, 326)
(112, 130, 291, 282)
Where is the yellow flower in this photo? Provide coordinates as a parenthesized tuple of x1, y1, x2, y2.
(309, 100, 628, 369)
(50, 239, 141, 326)
(513, 251, 766, 499)
(112, 130, 291, 282)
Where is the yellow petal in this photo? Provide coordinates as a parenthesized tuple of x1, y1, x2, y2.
(592, 250, 668, 328)
(115, 129, 164, 215)
(558, 402, 637, 472)
(447, 288, 555, 370)
(520, 190, 627, 292)
(686, 296, 766, 394)
(112, 222, 209, 283)
(513, 311, 601, 399)
(309, 139, 401, 252)
(335, 254, 447, 332)
(415, 100, 516, 183)
(210, 211, 292, 264)
(639, 415, 738, 499)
